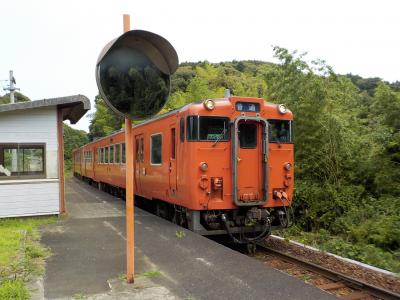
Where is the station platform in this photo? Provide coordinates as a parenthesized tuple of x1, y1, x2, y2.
(40, 178, 336, 299)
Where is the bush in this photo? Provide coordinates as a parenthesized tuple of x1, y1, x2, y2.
(0, 279, 29, 300)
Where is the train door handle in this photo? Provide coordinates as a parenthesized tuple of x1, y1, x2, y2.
(169, 162, 172, 172)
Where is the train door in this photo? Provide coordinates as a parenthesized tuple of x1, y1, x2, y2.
(135, 135, 144, 194)
(169, 126, 177, 196)
(232, 118, 268, 206)
(84, 149, 88, 177)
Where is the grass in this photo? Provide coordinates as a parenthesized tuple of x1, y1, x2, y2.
(275, 226, 400, 274)
(137, 271, 162, 278)
(0, 216, 56, 299)
(175, 230, 186, 239)
(72, 292, 87, 299)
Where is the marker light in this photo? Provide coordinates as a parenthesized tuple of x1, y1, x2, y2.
(278, 104, 287, 114)
(284, 163, 292, 171)
(204, 99, 215, 110)
(200, 162, 208, 171)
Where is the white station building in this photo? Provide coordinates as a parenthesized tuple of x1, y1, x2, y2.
(0, 95, 90, 218)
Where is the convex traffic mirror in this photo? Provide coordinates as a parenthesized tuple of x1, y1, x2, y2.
(96, 30, 179, 120)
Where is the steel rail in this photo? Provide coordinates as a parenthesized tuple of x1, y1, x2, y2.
(258, 245, 400, 300)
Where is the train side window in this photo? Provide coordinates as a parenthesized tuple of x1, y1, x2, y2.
(140, 138, 144, 163)
(122, 143, 126, 164)
(239, 123, 257, 148)
(110, 145, 114, 164)
(115, 144, 121, 163)
(171, 128, 176, 159)
(150, 134, 162, 165)
(105, 147, 109, 164)
(180, 117, 185, 142)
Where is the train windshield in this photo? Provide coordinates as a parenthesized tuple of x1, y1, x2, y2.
(187, 116, 230, 141)
(268, 120, 292, 143)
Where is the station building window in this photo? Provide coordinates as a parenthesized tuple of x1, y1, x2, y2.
(0, 144, 45, 179)
(150, 134, 162, 165)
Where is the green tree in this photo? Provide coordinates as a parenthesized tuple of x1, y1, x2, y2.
(0, 92, 30, 104)
(88, 95, 123, 141)
(63, 124, 88, 171)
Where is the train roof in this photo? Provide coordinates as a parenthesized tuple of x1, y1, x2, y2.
(83, 96, 291, 146)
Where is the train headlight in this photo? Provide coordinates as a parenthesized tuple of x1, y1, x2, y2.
(204, 99, 215, 110)
(284, 163, 292, 171)
(200, 162, 208, 171)
(278, 104, 287, 114)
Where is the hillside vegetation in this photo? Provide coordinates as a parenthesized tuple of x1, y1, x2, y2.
(0, 92, 30, 104)
(83, 47, 400, 272)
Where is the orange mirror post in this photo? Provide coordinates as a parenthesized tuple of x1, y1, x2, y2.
(123, 14, 135, 284)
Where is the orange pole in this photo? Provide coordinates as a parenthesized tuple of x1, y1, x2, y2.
(123, 14, 135, 284)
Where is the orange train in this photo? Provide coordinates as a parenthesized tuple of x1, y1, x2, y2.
(73, 96, 294, 244)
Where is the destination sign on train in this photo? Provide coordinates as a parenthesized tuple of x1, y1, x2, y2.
(235, 102, 260, 112)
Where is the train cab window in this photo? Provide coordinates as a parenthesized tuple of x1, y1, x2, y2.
(115, 144, 121, 163)
(110, 146, 114, 164)
(268, 120, 292, 143)
(151, 134, 162, 165)
(136, 139, 140, 162)
(187, 116, 199, 140)
(171, 128, 176, 159)
(180, 117, 185, 142)
(187, 116, 230, 141)
(140, 138, 144, 163)
(239, 123, 257, 148)
(136, 138, 144, 162)
(122, 143, 126, 164)
(199, 117, 229, 141)
(104, 147, 109, 164)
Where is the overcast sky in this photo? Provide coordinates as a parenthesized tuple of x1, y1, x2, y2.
(1, 0, 399, 131)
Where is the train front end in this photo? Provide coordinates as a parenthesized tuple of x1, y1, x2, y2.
(186, 96, 294, 244)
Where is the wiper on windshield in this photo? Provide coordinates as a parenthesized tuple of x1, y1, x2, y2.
(212, 128, 227, 147)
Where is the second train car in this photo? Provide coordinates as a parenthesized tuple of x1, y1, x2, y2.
(73, 96, 294, 244)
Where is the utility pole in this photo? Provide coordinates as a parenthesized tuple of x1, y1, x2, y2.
(3, 70, 19, 104)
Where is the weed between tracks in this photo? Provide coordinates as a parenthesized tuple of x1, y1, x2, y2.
(0, 216, 56, 299)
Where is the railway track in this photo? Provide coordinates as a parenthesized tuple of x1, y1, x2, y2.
(257, 244, 400, 300)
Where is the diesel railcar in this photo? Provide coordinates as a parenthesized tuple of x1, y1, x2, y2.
(73, 96, 293, 244)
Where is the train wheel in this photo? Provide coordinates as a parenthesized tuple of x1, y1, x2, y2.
(156, 202, 171, 220)
(246, 243, 257, 256)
